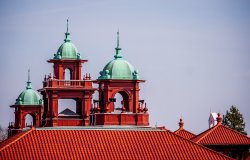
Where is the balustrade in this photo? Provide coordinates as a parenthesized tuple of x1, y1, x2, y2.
(44, 79, 87, 87)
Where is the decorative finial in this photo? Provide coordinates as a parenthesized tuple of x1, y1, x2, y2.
(67, 18, 69, 33)
(117, 29, 119, 48)
(64, 18, 71, 42)
(143, 103, 148, 113)
(28, 68, 30, 82)
(179, 117, 184, 129)
(216, 113, 222, 125)
(114, 30, 122, 59)
(26, 69, 32, 89)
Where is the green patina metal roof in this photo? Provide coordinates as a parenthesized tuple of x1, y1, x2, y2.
(53, 19, 81, 60)
(98, 32, 139, 80)
(15, 70, 43, 105)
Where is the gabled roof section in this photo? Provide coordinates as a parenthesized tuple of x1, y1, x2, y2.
(59, 108, 79, 116)
(0, 128, 232, 160)
(192, 124, 250, 145)
(174, 117, 196, 139)
(174, 128, 196, 140)
(0, 128, 33, 150)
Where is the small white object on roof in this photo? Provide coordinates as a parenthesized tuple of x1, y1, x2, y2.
(208, 112, 218, 128)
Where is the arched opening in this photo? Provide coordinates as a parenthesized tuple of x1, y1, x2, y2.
(64, 68, 72, 80)
(58, 99, 81, 116)
(114, 93, 123, 113)
(100, 92, 105, 111)
(113, 91, 129, 113)
(25, 113, 35, 127)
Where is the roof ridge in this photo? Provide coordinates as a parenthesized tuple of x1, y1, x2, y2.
(167, 130, 233, 160)
(0, 128, 34, 152)
(174, 128, 182, 133)
(191, 124, 250, 144)
(191, 125, 219, 143)
(182, 129, 196, 136)
(174, 128, 195, 136)
(221, 124, 250, 139)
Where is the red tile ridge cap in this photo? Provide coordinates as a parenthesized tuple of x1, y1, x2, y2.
(191, 125, 219, 143)
(174, 127, 184, 133)
(192, 124, 250, 144)
(174, 128, 183, 134)
(0, 128, 35, 152)
(166, 130, 234, 160)
(174, 128, 185, 133)
(174, 128, 195, 136)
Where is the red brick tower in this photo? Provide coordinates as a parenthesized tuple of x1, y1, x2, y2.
(10, 69, 43, 129)
(94, 32, 149, 125)
(39, 20, 96, 127)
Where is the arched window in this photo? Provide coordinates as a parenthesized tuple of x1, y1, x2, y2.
(25, 114, 35, 127)
(114, 93, 123, 113)
(113, 91, 129, 113)
(64, 68, 71, 80)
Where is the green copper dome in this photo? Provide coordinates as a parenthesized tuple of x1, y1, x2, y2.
(53, 19, 81, 60)
(15, 70, 43, 105)
(98, 32, 139, 80)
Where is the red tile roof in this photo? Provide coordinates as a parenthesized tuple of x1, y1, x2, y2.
(174, 117, 196, 140)
(0, 128, 233, 160)
(192, 124, 250, 145)
(174, 128, 196, 140)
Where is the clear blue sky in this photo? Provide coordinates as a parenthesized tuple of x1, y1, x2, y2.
(0, 0, 249, 134)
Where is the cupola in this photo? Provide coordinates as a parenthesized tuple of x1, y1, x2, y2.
(10, 70, 43, 130)
(53, 19, 81, 60)
(98, 31, 139, 80)
(94, 32, 148, 126)
(15, 70, 43, 105)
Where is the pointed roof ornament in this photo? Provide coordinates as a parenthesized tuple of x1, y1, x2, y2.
(64, 18, 71, 42)
(67, 18, 69, 33)
(179, 117, 184, 129)
(114, 30, 122, 59)
(216, 113, 222, 125)
(117, 29, 119, 48)
(26, 69, 32, 89)
(28, 68, 30, 82)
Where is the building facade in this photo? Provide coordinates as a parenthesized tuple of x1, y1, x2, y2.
(1, 21, 249, 160)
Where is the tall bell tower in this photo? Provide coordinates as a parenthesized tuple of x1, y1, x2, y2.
(39, 20, 96, 127)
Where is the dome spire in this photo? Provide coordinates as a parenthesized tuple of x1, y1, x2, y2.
(114, 30, 122, 59)
(26, 69, 32, 89)
(67, 18, 69, 33)
(64, 18, 71, 42)
(117, 29, 119, 48)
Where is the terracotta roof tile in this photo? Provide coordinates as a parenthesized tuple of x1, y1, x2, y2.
(0, 128, 233, 160)
(192, 124, 250, 145)
(174, 128, 196, 139)
(0, 129, 31, 149)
